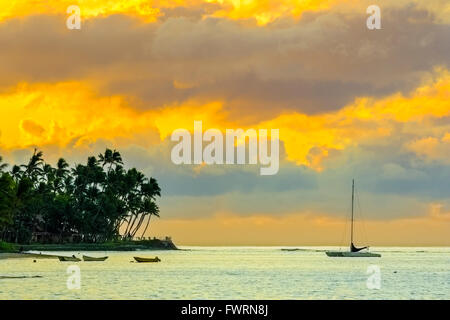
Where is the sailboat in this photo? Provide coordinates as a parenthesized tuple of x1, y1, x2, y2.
(326, 179, 381, 258)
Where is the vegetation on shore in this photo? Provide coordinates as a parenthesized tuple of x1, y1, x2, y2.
(0, 239, 177, 253)
(0, 240, 14, 252)
(0, 149, 161, 245)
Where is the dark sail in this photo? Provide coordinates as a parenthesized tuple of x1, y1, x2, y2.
(350, 243, 368, 253)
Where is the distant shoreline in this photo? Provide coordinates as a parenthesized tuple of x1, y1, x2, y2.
(0, 252, 62, 260)
(0, 239, 178, 256)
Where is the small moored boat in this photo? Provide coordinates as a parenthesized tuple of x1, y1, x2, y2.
(58, 255, 81, 262)
(82, 255, 108, 261)
(134, 256, 161, 263)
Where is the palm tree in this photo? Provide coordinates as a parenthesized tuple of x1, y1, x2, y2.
(139, 200, 160, 239)
(0, 156, 8, 172)
(98, 148, 123, 172)
(11, 165, 22, 181)
(53, 158, 69, 193)
(21, 148, 44, 182)
(1, 148, 161, 244)
(126, 177, 161, 238)
(56, 158, 69, 177)
(0, 174, 15, 230)
(138, 178, 161, 238)
(42, 164, 54, 183)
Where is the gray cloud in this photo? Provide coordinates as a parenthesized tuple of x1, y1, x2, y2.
(2, 126, 450, 221)
(0, 5, 448, 120)
(1, 3, 450, 222)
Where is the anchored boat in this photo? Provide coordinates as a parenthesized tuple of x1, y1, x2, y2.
(82, 255, 108, 261)
(58, 255, 81, 262)
(134, 256, 161, 263)
(326, 179, 381, 258)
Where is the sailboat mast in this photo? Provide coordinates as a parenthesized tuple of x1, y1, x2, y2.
(350, 179, 354, 246)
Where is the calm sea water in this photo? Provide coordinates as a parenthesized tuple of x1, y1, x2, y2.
(0, 247, 449, 299)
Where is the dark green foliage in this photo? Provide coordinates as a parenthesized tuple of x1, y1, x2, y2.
(0, 148, 160, 244)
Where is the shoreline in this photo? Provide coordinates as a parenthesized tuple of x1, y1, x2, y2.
(0, 252, 62, 260)
(0, 239, 178, 257)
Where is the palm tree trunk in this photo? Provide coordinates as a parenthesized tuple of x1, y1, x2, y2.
(131, 214, 145, 238)
(141, 215, 152, 239)
(124, 214, 138, 238)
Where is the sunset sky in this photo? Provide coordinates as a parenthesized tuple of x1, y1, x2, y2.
(1, 0, 449, 246)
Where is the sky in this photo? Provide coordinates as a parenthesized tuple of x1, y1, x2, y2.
(0, 0, 449, 246)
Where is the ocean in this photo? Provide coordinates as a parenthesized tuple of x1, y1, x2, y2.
(0, 246, 449, 299)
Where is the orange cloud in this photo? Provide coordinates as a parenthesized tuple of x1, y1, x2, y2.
(406, 133, 450, 163)
(21, 119, 46, 137)
(0, 0, 347, 24)
(0, 81, 155, 149)
(1, 68, 449, 170)
(1, 0, 449, 25)
(0, 81, 232, 151)
(0, 0, 162, 22)
(209, 0, 356, 25)
(260, 68, 450, 169)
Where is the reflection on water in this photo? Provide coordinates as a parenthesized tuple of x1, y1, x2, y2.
(0, 247, 449, 299)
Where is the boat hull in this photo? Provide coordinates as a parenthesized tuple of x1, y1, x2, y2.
(134, 257, 161, 263)
(82, 255, 108, 261)
(58, 256, 81, 262)
(326, 251, 381, 257)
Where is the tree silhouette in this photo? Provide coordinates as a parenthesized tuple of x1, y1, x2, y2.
(0, 148, 161, 244)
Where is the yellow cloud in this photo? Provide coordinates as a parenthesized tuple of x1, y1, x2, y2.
(260, 69, 450, 169)
(152, 100, 231, 141)
(21, 119, 46, 137)
(406, 134, 450, 163)
(0, 81, 231, 150)
(209, 0, 355, 25)
(0, 0, 344, 23)
(1, 69, 449, 170)
(1, 0, 449, 25)
(0, 0, 162, 22)
(0, 81, 153, 149)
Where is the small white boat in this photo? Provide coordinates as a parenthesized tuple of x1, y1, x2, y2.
(326, 179, 381, 258)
